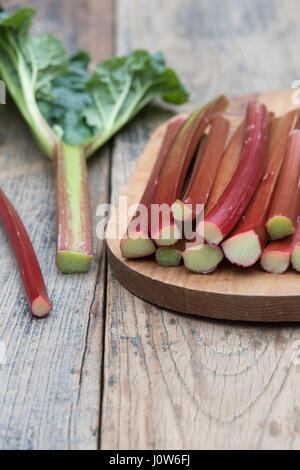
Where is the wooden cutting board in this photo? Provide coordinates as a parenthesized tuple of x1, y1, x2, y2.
(106, 89, 300, 322)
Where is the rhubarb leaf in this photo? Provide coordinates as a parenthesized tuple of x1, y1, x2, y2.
(42, 49, 189, 152)
(39, 51, 94, 145)
(0, 5, 188, 155)
(83, 50, 189, 154)
(0, 5, 68, 155)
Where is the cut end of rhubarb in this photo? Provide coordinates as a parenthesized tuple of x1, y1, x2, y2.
(222, 230, 262, 267)
(31, 295, 52, 318)
(292, 246, 300, 272)
(260, 251, 290, 274)
(152, 224, 181, 247)
(183, 244, 223, 273)
(266, 216, 295, 240)
(56, 251, 92, 274)
(155, 247, 182, 267)
(199, 221, 223, 247)
(120, 235, 156, 259)
(172, 200, 193, 222)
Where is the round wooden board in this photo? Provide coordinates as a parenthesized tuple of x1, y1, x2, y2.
(106, 89, 300, 322)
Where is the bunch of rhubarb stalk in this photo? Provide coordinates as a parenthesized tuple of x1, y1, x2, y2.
(121, 96, 300, 275)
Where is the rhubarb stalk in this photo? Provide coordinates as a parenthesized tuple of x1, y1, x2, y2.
(120, 116, 187, 258)
(0, 188, 52, 317)
(183, 119, 246, 273)
(151, 95, 229, 246)
(291, 221, 300, 271)
(155, 239, 186, 267)
(55, 143, 92, 273)
(183, 240, 224, 273)
(222, 110, 298, 267)
(172, 114, 229, 222)
(261, 218, 300, 273)
(198, 101, 268, 248)
(205, 119, 246, 214)
(266, 129, 300, 240)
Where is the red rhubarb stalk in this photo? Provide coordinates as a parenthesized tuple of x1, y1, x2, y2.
(261, 218, 300, 273)
(121, 116, 187, 258)
(198, 101, 268, 248)
(205, 119, 246, 215)
(266, 129, 300, 240)
(172, 114, 229, 222)
(151, 95, 229, 246)
(222, 110, 298, 267)
(183, 119, 246, 274)
(0, 188, 52, 318)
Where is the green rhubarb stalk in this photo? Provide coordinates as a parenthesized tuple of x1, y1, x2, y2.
(0, 6, 188, 273)
(55, 143, 92, 273)
(155, 239, 186, 267)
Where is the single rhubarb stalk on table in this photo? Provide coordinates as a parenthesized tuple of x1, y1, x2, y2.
(172, 114, 229, 222)
(54, 142, 93, 273)
(266, 129, 300, 240)
(151, 95, 229, 246)
(120, 116, 187, 258)
(183, 118, 246, 273)
(222, 110, 298, 267)
(0, 188, 52, 317)
(197, 101, 268, 248)
(261, 218, 300, 273)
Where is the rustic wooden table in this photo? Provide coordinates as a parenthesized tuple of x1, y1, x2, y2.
(0, 0, 300, 450)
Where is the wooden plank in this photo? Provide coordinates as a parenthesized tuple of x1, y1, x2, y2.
(102, 0, 300, 449)
(0, 0, 113, 450)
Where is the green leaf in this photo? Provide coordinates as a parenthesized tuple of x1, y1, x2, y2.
(0, 5, 69, 155)
(27, 33, 68, 99)
(0, 5, 189, 154)
(0, 6, 35, 31)
(82, 50, 188, 154)
(38, 52, 95, 145)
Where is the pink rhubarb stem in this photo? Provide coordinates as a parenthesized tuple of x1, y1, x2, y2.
(120, 115, 187, 258)
(172, 113, 229, 222)
(152, 95, 229, 246)
(266, 129, 300, 240)
(0, 188, 52, 318)
(198, 100, 268, 248)
(205, 118, 246, 214)
(182, 117, 246, 274)
(261, 218, 300, 274)
(222, 110, 298, 267)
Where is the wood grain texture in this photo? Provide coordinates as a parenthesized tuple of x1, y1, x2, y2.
(101, 0, 300, 449)
(0, 0, 113, 450)
(107, 90, 300, 323)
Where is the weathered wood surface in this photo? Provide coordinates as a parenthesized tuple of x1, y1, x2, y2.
(101, 0, 300, 450)
(1, 0, 300, 451)
(0, 0, 113, 450)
